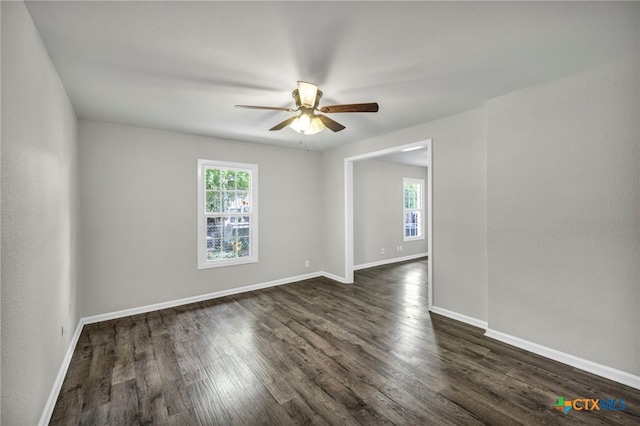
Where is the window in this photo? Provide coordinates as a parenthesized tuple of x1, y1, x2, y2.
(197, 159, 258, 269)
(403, 178, 424, 241)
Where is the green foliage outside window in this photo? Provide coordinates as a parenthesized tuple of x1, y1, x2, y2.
(404, 182, 419, 209)
(205, 169, 250, 213)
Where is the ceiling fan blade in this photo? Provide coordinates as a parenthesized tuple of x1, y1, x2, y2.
(269, 116, 298, 131)
(317, 114, 346, 132)
(235, 105, 296, 112)
(320, 103, 379, 113)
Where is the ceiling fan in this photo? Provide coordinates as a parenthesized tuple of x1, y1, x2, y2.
(235, 81, 379, 135)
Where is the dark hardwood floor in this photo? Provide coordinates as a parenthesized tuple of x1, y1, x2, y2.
(51, 259, 639, 425)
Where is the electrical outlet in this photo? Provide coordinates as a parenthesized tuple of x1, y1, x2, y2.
(304, 260, 310, 268)
(399, 245, 403, 251)
(380, 248, 385, 255)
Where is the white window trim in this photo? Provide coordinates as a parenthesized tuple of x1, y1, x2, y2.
(197, 159, 258, 269)
(403, 177, 425, 242)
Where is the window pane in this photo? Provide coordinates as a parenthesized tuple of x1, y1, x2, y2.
(221, 191, 233, 213)
(206, 216, 248, 259)
(206, 217, 224, 260)
(238, 217, 250, 237)
(206, 191, 222, 213)
(237, 171, 250, 191)
(222, 216, 235, 241)
(206, 168, 220, 190)
(207, 217, 222, 232)
(220, 218, 250, 259)
(404, 212, 412, 237)
(404, 182, 419, 209)
(237, 190, 248, 204)
(221, 170, 236, 190)
(405, 211, 421, 237)
(217, 190, 248, 213)
(237, 237, 250, 257)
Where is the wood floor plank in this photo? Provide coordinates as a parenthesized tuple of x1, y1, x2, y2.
(173, 337, 209, 385)
(186, 378, 232, 425)
(49, 385, 83, 425)
(111, 317, 136, 385)
(108, 379, 139, 426)
(82, 343, 114, 411)
(50, 258, 640, 425)
(131, 317, 171, 425)
(241, 345, 298, 405)
(168, 407, 201, 426)
(201, 355, 295, 425)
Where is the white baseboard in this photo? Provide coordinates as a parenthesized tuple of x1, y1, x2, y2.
(83, 271, 324, 324)
(485, 328, 640, 390)
(321, 271, 349, 283)
(353, 252, 428, 271)
(430, 305, 488, 329)
(38, 319, 85, 426)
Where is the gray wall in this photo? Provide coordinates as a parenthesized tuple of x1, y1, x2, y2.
(1, 2, 80, 424)
(486, 57, 639, 375)
(322, 56, 639, 377)
(322, 107, 488, 321)
(79, 120, 323, 316)
(353, 159, 427, 266)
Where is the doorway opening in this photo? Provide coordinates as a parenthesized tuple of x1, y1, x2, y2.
(344, 139, 433, 310)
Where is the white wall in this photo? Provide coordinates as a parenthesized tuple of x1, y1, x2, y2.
(353, 159, 427, 266)
(486, 57, 640, 375)
(79, 120, 322, 316)
(322, 107, 488, 321)
(1, 2, 80, 424)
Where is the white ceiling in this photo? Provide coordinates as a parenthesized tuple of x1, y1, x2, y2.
(25, 1, 639, 152)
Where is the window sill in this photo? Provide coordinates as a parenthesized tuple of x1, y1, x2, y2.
(403, 236, 425, 242)
(198, 256, 258, 270)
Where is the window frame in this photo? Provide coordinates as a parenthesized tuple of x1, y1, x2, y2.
(403, 177, 425, 242)
(197, 159, 258, 269)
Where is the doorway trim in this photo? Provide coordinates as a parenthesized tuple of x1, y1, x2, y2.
(344, 139, 433, 310)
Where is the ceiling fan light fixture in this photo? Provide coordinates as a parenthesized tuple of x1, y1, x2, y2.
(309, 115, 326, 134)
(297, 81, 318, 108)
(289, 112, 326, 135)
(299, 112, 311, 129)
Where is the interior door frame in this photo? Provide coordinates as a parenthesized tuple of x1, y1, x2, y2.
(344, 139, 433, 310)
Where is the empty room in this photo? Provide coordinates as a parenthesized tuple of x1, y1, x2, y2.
(1, 1, 639, 425)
